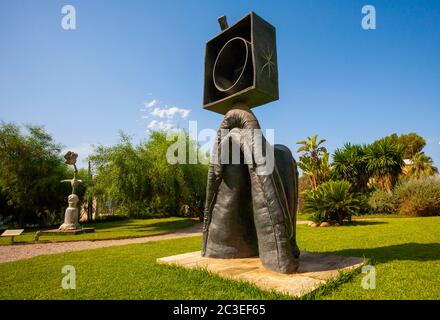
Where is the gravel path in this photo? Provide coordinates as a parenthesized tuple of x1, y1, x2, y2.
(0, 218, 387, 264)
(0, 223, 203, 264)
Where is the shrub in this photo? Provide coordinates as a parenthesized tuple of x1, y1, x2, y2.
(394, 177, 440, 216)
(302, 180, 364, 224)
(368, 189, 396, 214)
(0, 122, 71, 227)
(89, 131, 208, 219)
(365, 137, 404, 192)
(298, 175, 313, 213)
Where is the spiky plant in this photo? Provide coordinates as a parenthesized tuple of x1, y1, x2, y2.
(365, 137, 404, 192)
(333, 143, 370, 192)
(302, 180, 364, 225)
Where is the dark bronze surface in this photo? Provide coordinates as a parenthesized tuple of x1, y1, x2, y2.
(202, 13, 298, 274)
(202, 107, 300, 274)
(217, 16, 229, 31)
(213, 37, 252, 94)
(203, 12, 279, 114)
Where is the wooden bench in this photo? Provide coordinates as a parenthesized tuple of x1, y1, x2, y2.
(1, 229, 24, 243)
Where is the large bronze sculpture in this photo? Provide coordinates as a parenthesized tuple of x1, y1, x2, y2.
(202, 13, 300, 274)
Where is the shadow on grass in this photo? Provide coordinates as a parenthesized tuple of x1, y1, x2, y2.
(110, 220, 197, 233)
(84, 218, 195, 232)
(344, 220, 388, 227)
(324, 242, 440, 262)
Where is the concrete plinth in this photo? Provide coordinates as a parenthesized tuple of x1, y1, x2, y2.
(157, 251, 366, 297)
(34, 227, 95, 241)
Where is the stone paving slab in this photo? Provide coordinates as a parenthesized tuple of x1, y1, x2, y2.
(157, 251, 366, 297)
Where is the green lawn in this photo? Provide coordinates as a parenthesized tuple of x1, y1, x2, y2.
(297, 212, 403, 221)
(0, 217, 197, 245)
(0, 217, 439, 299)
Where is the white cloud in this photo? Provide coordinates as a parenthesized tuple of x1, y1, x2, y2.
(145, 99, 157, 108)
(147, 120, 173, 131)
(140, 96, 192, 132)
(150, 106, 191, 120)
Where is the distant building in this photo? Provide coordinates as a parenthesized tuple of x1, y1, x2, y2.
(402, 159, 414, 175)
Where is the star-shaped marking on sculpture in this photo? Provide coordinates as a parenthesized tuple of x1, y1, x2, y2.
(260, 45, 276, 79)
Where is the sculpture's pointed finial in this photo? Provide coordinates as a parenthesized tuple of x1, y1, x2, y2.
(217, 16, 228, 31)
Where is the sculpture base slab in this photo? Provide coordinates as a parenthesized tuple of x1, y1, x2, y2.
(157, 251, 366, 298)
(35, 227, 95, 241)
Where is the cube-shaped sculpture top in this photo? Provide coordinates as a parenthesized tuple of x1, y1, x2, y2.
(203, 12, 279, 115)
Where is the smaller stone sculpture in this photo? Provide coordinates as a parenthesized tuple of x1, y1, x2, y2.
(59, 151, 82, 231)
(59, 194, 81, 230)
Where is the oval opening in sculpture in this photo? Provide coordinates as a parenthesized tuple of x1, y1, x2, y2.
(213, 37, 251, 94)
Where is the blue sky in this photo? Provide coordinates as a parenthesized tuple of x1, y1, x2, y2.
(1, 0, 439, 167)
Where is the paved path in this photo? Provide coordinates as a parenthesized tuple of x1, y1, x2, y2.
(0, 223, 203, 264)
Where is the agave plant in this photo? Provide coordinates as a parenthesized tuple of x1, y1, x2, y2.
(302, 180, 363, 224)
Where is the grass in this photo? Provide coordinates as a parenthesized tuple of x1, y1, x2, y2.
(297, 212, 403, 221)
(0, 217, 197, 245)
(0, 217, 439, 299)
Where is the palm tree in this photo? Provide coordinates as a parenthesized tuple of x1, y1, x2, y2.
(333, 143, 370, 192)
(407, 152, 438, 178)
(317, 152, 332, 185)
(365, 137, 404, 192)
(296, 135, 330, 188)
(296, 134, 327, 161)
(297, 155, 318, 188)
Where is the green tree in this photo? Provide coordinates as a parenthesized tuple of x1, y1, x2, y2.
(0, 122, 69, 227)
(365, 137, 404, 192)
(388, 133, 426, 159)
(332, 143, 370, 192)
(296, 134, 327, 161)
(296, 135, 330, 188)
(407, 152, 438, 179)
(88, 131, 208, 219)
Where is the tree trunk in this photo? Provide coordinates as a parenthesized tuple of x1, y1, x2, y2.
(337, 212, 344, 225)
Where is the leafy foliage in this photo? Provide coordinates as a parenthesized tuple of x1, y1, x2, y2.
(296, 134, 331, 188)
(333, 143, 370, 192)
(394, 177, 440, 216)
(88, 131, 208, 219)
(368, 189, 396, 214)
(296, 134, 327, 160)
(297, 175, 313, 213)
(0, 122, 70, 227)
(407, 152, 438, 178)
(365, 137, 404, 192)
(302, 180, 364, 224)
(388, 132, 426, 159)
